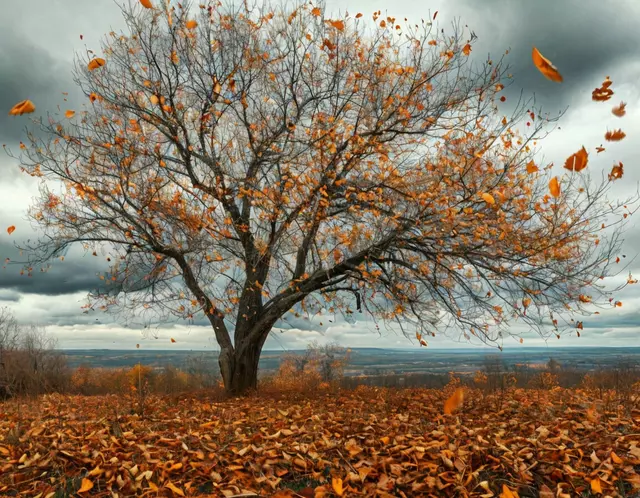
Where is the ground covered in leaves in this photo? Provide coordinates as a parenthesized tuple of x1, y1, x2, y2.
(1, 386, 640, 497)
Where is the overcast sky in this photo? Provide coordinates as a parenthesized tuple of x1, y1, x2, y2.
(1, 0, 640, 351)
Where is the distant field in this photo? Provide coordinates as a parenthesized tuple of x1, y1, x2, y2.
(60, 347, 640, 376)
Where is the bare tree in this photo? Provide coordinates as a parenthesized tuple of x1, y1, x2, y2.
(8, 0, 637, 394)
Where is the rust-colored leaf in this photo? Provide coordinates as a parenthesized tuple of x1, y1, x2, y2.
(563, 146, 588, 172)
(526, 161, 538, 174)
(608, 162, 623, 181)
(612, 101, 626, 117)
(444, 388, 464, 415)
(604, 129, 626, 141)
(532, 47, 563, 82)
(7, 226, 16, 235)
(170, 338, 176, 343)
(462, 43, 472, 56)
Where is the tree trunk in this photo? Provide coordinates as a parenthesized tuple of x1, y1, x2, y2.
(218, 335, 265, 396)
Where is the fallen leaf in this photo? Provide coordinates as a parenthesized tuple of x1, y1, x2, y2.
(332, 477, 344, 496)
(590, 477, 602, 495)
(165, 482, 185, 496)
(78, 478, 94, 493)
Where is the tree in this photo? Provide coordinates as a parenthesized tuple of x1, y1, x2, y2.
(8, 0, 637, 394)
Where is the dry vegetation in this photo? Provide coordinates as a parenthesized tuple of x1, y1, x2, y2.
(2, 375, 640, 498)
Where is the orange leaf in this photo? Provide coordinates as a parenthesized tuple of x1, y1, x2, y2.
(608, 162, 623, 181)
(444, 387, 464, 415)
(596, 146, 605, 153)
(605, 129, 626, 141)
(592, 77, 614, 101)
(65, 110, 76, 119)
(526, 161, 538, 174)
(563, 146, 588, 172)
(481, 193, 495, 205)
(78, 478, 94, 493)
(578, 294, 592, 303)
(87, 58, 106, 71)
(7, 226, 16, 235)
(140, 0, 153, 7)
(311, 7, 321, 16)
(332, 477, 344, 496)
(185, 19, 197, 29)
(9, 100, 36, 116)
(165, 482, 185, 497)
(548, 176, 560, 198)
(590, 477, 602, 495)
(327, 20, 345, 31)
(532, 47, 563, 82)
(170, 338, 176, 343)
(501, 484, 517, 498)
(612, 101, 626, 117)
(611, 451, 623, 464)
(462, 43, 471, 56)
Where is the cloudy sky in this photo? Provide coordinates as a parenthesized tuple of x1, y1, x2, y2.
(1, 0, 640, 351)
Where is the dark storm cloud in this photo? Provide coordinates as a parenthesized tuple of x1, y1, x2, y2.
(457, 0, 640, 112)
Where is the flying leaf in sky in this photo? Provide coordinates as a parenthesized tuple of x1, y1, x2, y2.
(605, 129, 626, 141)
(65, 110, 76, 119)
(612, 101, 626, 117)
(88, 58, 106, 71)
(171, 338, 176, 343)
(563, 146, 588, 172)
(608, 162, 623, 181)
(596, 145, 605, 153)
(6, 226, 16, 235)
(444, 388, 464, 415)
(592, 76, 613, 101)
(532, 47, 563, 82)
(9, 100, 36, 116)
(462, 43, 471, 56)
(549, 176, 560, 198)
(185, 20, 197, 29)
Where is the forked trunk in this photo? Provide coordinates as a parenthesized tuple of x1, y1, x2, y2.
(218, 337, 263, 396)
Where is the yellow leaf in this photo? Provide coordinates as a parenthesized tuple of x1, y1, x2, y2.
(590, 477, 602, 495)
(88, 58, 106, 71)
(332, 477, 344, 496)
(78, 478, 94, 493)
(548, 176, 560, 198)
(444, 388, 464, 415)
(9, 100, 36, 116)
(501, 484, 517, 498)
(481, 192, 495, 205)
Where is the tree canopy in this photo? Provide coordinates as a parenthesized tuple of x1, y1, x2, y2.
(8, 0, 637, 393)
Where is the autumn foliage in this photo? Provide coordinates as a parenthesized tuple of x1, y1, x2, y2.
(6, 0, 638, 395)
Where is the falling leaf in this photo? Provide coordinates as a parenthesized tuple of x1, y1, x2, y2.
(608, 162, 623, 181)
(532, 47, 563, 82)
(9, 100, 36, 116)
(140, 0, 153, 7)
(332, 477, 344, 496)
(6, 226, 16, 235)
(590, 477, 602, 495)
(78, 478, 94, 493)
(481, 193, 495, 205)
(65, 110, 76, 119)
(563, 146, 588, 172)
(592, 77, 614, 101)
(444, 387, 464, 415)
(136, 343, 140, 349)
(612, 101, 626, 117)
(171, 338, 176, 343)
(548, 177, 560, 198)
(87, 58, 106, 71)
(433, 11, 438, 20)
(327, 20, 345, 31)
(605, 129, 626, 141)
(185, 19, 197, 29)
(462, 43, 472, 56)
(596, 146, 605, 153)
(526, 161, 538, 174)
